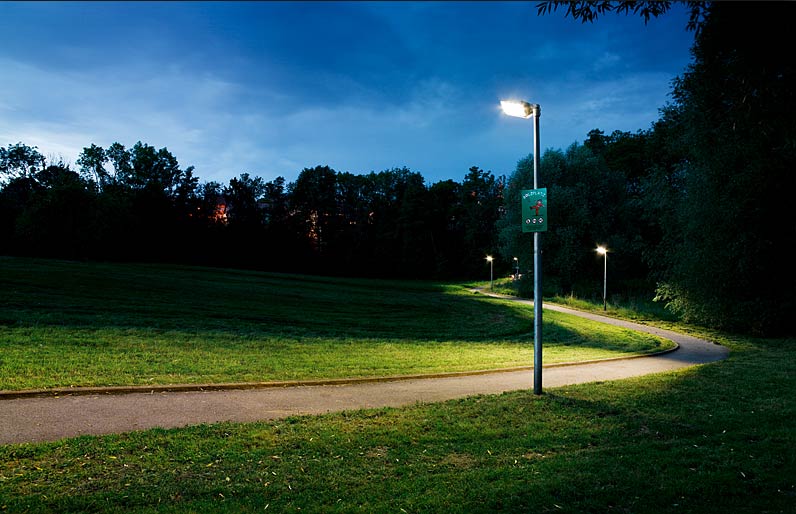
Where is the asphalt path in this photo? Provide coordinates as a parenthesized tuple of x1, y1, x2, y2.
(0, 298, 728, 445)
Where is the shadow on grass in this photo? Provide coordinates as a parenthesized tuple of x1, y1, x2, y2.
(1, 258, 666, 355)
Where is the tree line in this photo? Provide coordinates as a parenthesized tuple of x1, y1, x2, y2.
(526, 1, 795, 336)
(0, 141, 505, 280)
(2, 3, 794, 336)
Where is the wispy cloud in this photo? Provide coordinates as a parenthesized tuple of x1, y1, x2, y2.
(0, 2, 694, 185)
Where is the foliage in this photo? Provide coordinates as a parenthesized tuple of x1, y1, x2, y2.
(524, 2, 796, 335)
(0, 142, 46, 183)
(499, 141, 647, 300)
(536, 1, 710, 33)
(1, 146, 504, 279)
(644, 3, 796, 335)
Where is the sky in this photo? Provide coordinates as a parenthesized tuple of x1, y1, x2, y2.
(0, 1, 696, 186)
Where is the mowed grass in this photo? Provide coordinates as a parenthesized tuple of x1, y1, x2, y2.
(1, 333, 793, 513)
(0, 257, 672, 391)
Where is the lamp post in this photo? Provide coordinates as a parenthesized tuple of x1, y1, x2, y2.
(486, 255, 494, 290)
(596, 246, 608, 311)
(513, 257, 519, 280)
(501, 99, 543, 395)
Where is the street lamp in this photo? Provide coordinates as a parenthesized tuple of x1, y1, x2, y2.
(486, 255, 494, 290)
(513, 257, 519, 280)
(596, 246, 608, 311)
(501, 98, 543, 395)
(500, 100, 534, 119)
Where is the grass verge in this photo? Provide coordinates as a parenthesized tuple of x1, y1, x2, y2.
(0, 258, 672, 390)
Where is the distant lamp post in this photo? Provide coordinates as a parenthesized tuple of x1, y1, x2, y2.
(596, 246, 608, 311)
(501, 98, 543, 395)
(513, 257, 519, 280)
(486, 255, 494, 290)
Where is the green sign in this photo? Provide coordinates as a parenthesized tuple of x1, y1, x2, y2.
(521, 188, 547, 232)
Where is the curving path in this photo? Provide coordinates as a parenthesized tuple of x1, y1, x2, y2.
(0, 298, 728, 445)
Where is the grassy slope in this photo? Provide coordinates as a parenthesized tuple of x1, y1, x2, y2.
(0, 259, 792, 512)
(0, 258, 671, 390)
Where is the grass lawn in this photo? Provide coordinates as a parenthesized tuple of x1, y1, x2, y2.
(0, 257, 672, 391)
(0, 332, 793, 512)
(0, 258, 793, 512)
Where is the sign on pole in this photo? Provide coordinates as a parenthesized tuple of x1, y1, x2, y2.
(521, 188, 547, 232)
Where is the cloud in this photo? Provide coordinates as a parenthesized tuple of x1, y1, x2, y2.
(241, 78, 481, 178)
(0, 56, 249, 174)
(547, 70, 676, 138)
(1, 2, 694, 187)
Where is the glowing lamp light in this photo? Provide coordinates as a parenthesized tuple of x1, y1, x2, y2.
(500, 100, 533, 119)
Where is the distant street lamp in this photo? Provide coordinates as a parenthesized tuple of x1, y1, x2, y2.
(486, 255, 494, 290)
(513, 257, 519, 280)
(501, 98, 543, 395)
(596, 246, 608, 311)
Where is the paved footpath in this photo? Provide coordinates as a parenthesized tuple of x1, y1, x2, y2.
(0, 299, 728, 445)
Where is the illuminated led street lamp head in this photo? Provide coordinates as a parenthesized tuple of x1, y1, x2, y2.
(500, 100, 535, 119)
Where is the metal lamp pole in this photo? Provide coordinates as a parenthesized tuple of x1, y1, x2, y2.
(597, 246, 608, 311)
(501, 100, 543, 395)
(531, 104, 542, 395)
(486, 255, 494, 290)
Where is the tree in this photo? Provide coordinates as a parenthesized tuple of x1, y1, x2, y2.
(500, 141, 638, 298)
(76, 144, 109, 190)
(0, 176, 41, 255)
(0, 143, 46, 183)
(458, 166, 504, 277)
(196, 181, 225, 224)
(427, 179, 463, 278)
(128, 142, 182, 194)
(259, 176, 302, 271)
(262, 176, 288, 227)
(585, 129, 661, 287)
(332, 171, 373, 273)
(14, 162, 98, 259)
(223, 173, 266, 228)
(288, 165, 339, 259)
(105, 142, 133, 185)
(540, 1, 796, 334)
(536, 1, 709, 33)
(646, 3, 796, 334)
(392, 168, 431, 277)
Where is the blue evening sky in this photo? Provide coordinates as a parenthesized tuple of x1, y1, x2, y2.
(0, 1, 695, 185)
